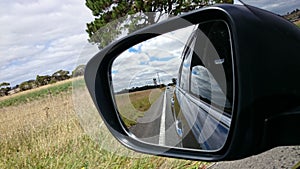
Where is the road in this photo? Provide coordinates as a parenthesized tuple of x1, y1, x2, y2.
(129, 88, 183, 147)
(128, 88, 300, 168)
(210, 146, 300, 169)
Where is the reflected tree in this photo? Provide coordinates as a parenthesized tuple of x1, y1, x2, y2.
(153, 78, 157, 85)
(172, 78, 177, 85)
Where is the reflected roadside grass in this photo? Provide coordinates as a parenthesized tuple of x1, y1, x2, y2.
(114, 88, 163, 128)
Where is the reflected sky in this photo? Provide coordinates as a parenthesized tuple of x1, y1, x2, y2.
(111, 25, 196, 92)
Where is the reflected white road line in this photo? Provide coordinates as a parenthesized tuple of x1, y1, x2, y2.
(159, 90, 167, 146)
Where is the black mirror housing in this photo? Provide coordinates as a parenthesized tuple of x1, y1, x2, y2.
(84, 4, 300, 161)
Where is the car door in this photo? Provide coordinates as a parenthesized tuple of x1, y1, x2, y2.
(173, 20, 234, 150)
(172, 30, 201, 149)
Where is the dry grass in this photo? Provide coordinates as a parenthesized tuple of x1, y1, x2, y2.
(0, 82, 206, 168)
(0, 91, 83, 168)
(115, 88, 163, 127)
(295, 20, 300, 28)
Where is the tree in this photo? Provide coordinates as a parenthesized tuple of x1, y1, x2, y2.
(0, 82, 11, 97)
(0, 82, 10, 87)
(52, 70, 70, 81)
(153, 78, 157, 85)
(86, 0, 233, 49)
(19, 80, 36, 91)
(172, 78, 177, 85)
(72, 65, 86, 77)
(36, 75, 51, 86)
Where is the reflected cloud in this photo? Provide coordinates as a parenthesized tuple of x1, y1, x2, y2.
(111, 25, 196, 92)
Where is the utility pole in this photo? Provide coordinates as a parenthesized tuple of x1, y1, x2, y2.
(157, 72, 161, 84)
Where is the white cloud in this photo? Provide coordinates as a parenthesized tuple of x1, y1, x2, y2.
(111, 26, 195, 92)
(241, 0, 300, 15)
(0, 0, 98, 86)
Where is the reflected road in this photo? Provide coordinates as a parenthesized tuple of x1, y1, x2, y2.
(129, 87, 183, 147)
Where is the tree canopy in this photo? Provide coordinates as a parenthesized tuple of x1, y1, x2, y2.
(0, 82, 10, 88)
(86, 0, 233, 49)
(72, 65, 86, 77)
(52, 70, 70, 81)
(0, 82, 11, 96)
(0, 67, 81, 96)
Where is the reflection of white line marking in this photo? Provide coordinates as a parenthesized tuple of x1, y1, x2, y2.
(159, 90, 167, 146)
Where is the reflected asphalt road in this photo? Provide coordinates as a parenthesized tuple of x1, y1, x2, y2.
(129, 87, 182, 147)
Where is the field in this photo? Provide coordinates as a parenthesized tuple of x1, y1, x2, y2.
(115, 88, 163, 128)
(295, 20, 300, 28)
(0, 78, 207, 168)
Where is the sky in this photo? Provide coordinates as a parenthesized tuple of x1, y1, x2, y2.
(0, 0, 99, 87)
(1, 0, 299, 87)
(238, 0, 300, 15)
(111, 26, 197, 92)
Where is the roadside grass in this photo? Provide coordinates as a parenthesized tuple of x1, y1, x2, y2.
(0, 79, 73, 109)
(292, 161, 300, 169)
(172, 93, 181, 117)
(129, 89, 161, 111)
(0, 82, 207, 168)
(295, 20, 300, 28)
(115, 88, 163, 128)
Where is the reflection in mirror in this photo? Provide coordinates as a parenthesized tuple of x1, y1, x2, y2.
(111, 20, 234, 151)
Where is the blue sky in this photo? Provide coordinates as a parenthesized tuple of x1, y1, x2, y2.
(0, 0, 98, 87)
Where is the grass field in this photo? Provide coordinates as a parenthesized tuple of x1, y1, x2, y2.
(0, 78, 74, 108)
(115, 88, 163, 128)
(295, 20, 300, 28)
(0, 78, 207, 168)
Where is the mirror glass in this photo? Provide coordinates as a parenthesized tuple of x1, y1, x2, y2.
(111, 20, 234, 151)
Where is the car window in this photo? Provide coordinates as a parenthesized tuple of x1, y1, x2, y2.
(179, 35, 196, 91)
(189, 20, 233, 114)
(190, 64, 231, 110)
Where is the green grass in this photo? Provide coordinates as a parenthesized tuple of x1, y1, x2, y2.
(0, 82, 71, 108)
(72, 77, 87, 89)
(0, 78, 88, 109)
(292, 161, 300, 169)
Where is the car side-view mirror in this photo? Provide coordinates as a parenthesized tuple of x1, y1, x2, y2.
(84, 4, 300, 161)
(110, 19, 233, 152)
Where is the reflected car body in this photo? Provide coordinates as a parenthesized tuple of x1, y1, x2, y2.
(172, 20, 234, 150)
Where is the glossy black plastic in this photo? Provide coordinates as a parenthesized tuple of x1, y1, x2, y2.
(84, 4, 300, 161)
